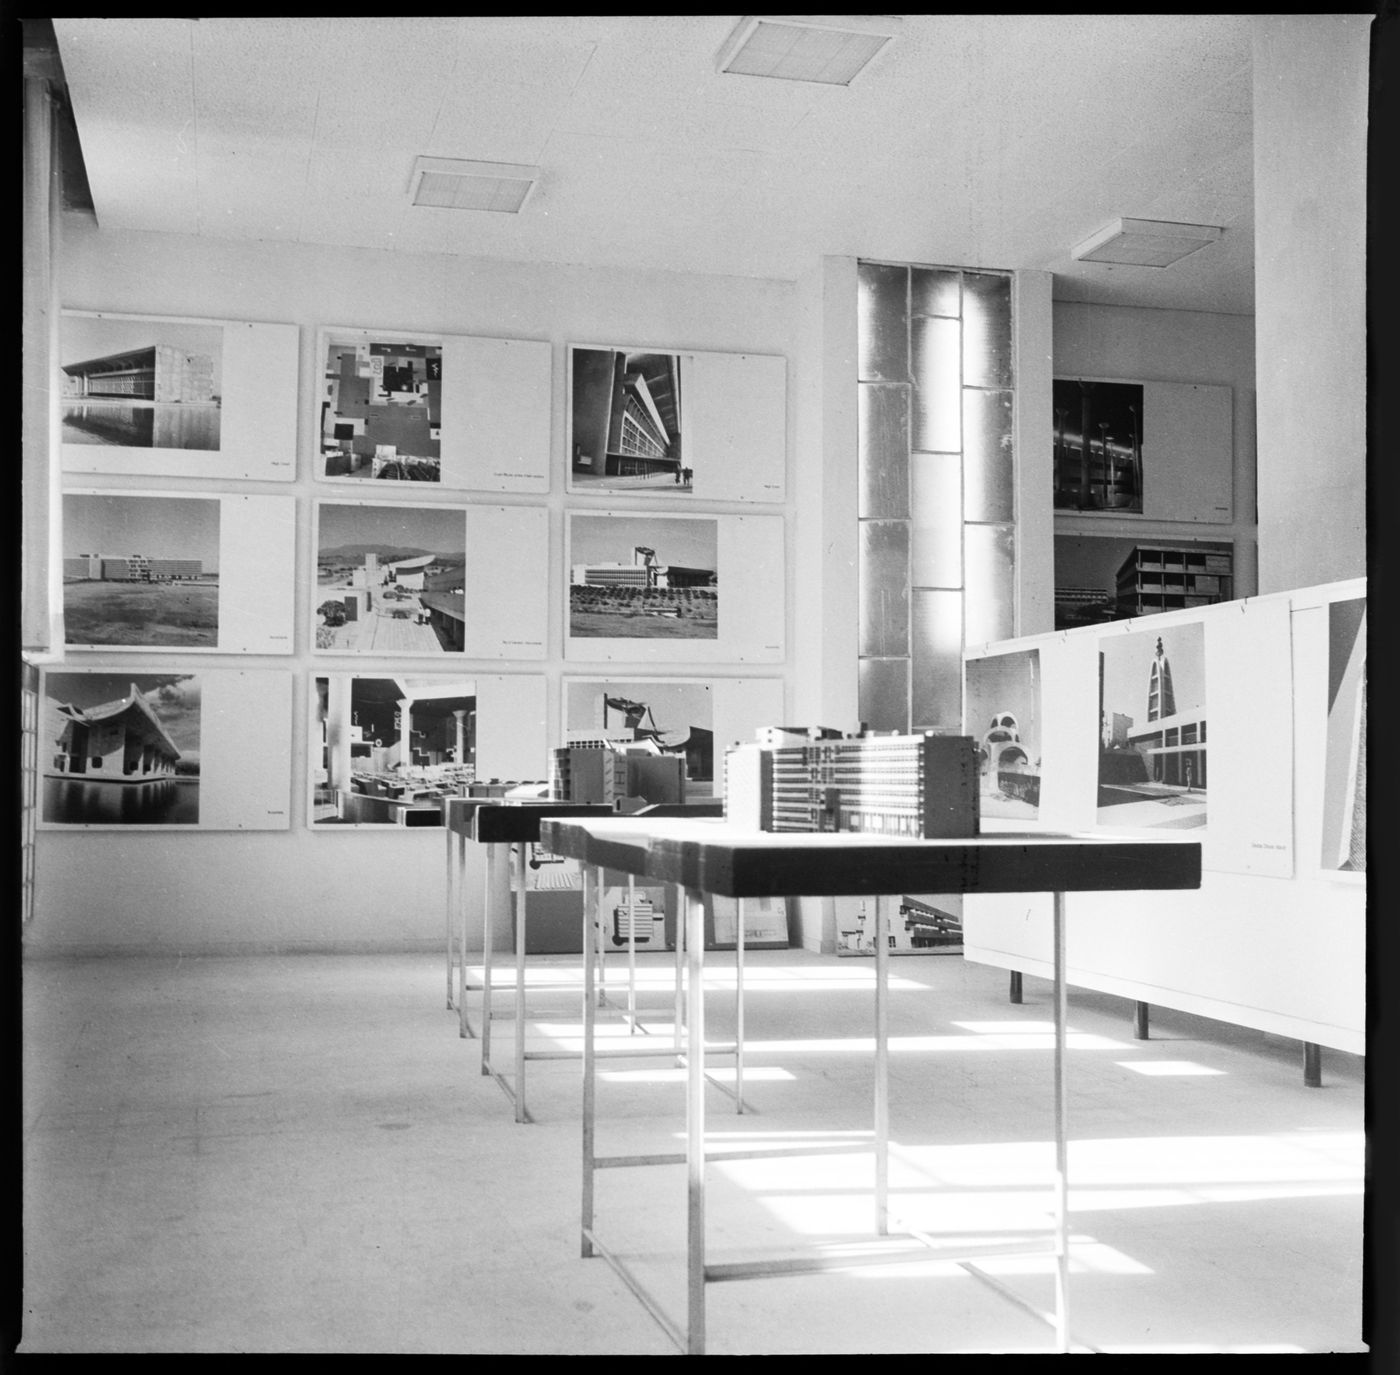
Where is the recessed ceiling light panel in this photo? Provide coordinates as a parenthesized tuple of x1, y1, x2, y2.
(409, 157, 540, 213)
(1071, 217, 1224, 268)
(717, 15, 900, 86)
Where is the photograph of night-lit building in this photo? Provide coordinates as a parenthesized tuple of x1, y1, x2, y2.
(1052, 378, 1142, 513)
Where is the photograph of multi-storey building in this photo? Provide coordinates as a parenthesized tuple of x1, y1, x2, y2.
(1054, 535, 1234, 630)
(1052, 377, 1142, 513)
(319, 335, 442, 481)
(41, 671, 201, 826)
(568, 514, 717, 639)
(315, 503, 468, 654)
(60, 314, 222, 450)
(62, 493, 220, 647)
(569, 346, 688, 493)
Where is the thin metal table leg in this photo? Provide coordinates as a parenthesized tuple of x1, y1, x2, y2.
(514, 844, 528, 1124)
(627, 874, 638, 1033)
(1052, 890, 1070, 1353)
(735, 898, 745, 1114)
(481, 845, 500, 1074)
(445, 822, 456, 1010)
(685, 884, 707, 1356)
(874, 894, 890, 1235)
(673, 884, 685, 1063)
(582, 863, 598, 1256)
(457, 832, 472, 1037)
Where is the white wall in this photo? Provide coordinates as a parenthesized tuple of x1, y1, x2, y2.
(29, 222, 796, 956)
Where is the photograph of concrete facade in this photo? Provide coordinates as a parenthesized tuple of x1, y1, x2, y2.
(964, 648, 1041, 819)
(569, 346, 688, 494)
(41, 671, 200, 826)
(319, 332, 443, 482)
(1053, 378, 1142, 513)
(62, 492, 220, 647)
(1097, 622, 1207, 829)
(314, 501, 468, 655)
(563, 677, 715, 790)
(311, 674, 475, 827)
(60, 313, 222, 450)
(1054, 534, 1234, 630)
(1322, 597, 1366, 872)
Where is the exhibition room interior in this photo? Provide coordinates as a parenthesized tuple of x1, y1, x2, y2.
(18, 15, 1384, 1358)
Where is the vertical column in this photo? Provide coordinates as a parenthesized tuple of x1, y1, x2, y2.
(685, 886, 707, 1355)
(453, 709, 467, 766)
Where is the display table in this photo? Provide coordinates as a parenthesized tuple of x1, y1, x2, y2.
(538, 816, 1202, 1356)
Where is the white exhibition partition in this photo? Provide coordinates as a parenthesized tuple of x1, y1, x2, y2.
(962, 578, 1366, 1053)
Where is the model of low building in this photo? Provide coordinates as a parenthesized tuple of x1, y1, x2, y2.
(548, 742, 686, 809)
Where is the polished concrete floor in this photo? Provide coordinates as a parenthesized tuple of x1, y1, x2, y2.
(20, 949, 1368, 1355)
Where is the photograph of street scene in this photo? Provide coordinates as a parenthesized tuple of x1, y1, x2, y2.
(569, 515, 717, 640)
(61, 313, 222, 451)
(42, 671, 201, 826)
(319, 334, 442, 481)
(564, 677, 715, 792)
(311, 674, 475, 828)
(63, 493, 221, 648)
(315, 502, 468, 654)
(1097, 623, 1207, 830)
(1052, 378, 1142, 514)
(965, 649, 1041, 820)
(570, 346, 691, 494)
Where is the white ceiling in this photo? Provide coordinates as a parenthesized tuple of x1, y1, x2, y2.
(54, 15, 1259, 313)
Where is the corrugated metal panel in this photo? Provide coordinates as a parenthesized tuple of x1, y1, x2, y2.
(963, 388, 1015, 523)
(857, 261, 909, 383)
(910, 266, 961, 318)
(910, 315, 961, 453)
(962, 272, 1014, 389)
(858, 383, 910, 520)
(858, 520, 910, 656)
(964, 524, 1017, 644)
(910, 588, 964, 730)
(858, 657, 909, 733)
(909, 452, 963, 589)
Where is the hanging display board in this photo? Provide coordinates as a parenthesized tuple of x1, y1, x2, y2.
(312, 499, 547, 660)
(61, 490, 295, 655)
(314, 327, 551, 493)
(963, 647, 1042, 822)
(38, 667, 293, 831)
(567, 343, 785, 503)
(564, 510, 783, 664)
(60, 311, 298, 483)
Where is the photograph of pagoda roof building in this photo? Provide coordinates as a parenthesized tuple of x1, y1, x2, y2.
(570, 346, 689, 494)
(60, 314, 223, 451)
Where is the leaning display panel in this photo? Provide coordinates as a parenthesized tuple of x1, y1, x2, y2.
(61, 490, 295, 655)
(38, 667, 293, 831)
(59, 310, 298, 482)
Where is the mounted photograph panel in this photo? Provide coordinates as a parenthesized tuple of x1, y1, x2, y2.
(567, 343, 785, 503)
(60, 311, 298, 482)
(1053, 376, 1232, 524)
(1053, 532, 1234, 631)
(308, 671, 546, 829)
(963, 647, 1042, 823)
(564, 510, 783, 664)
(38, 667, 292, 831)
(312, 500, 547, 660)
(315, 327, 550, 492)
(62, 490, 295, 655)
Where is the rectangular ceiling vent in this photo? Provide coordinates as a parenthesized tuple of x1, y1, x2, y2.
(1071, 217, 1224, 268)
(409, 157, 540, 213)
(716, 15, 900, 86)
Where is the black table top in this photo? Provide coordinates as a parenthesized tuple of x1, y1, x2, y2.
(457, 799, 724, 844)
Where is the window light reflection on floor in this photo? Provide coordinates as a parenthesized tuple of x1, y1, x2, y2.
(1115, 1059, 1226, 1076)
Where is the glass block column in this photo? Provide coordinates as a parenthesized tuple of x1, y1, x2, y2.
(856, 261, 1016, 733)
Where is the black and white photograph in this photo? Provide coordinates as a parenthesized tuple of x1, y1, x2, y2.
(319, 333, 442, 482)
(1054, 534, 1233, 630)
(564, 677, 715, 791)
(964, 648, 1041, 819)
(1321, 597, 1366, 872)
(569, 346, 690, 494)
(60, 313, 223, 451)
(63, 493, 221, 648)
(314, 501, 468, 655)
(1052, 378, 1143, 514)
(1097, 621, 1207, 829)
(568, 514, 718, 640)
(311, 673, 476, 828)
(41, 671, 201, 826)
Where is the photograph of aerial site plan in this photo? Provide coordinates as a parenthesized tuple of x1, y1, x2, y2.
(318, 333, 442, 482)
(63, 492, 221, 649)
(569, 346, 690, 495)
(60, 313, 222, 451)
(41, 671, 201, 827)
(1097, 621, 1207, 830)
(314, 502, 468, 655)
(568, 514, 718, 640)
(310, 673, 475, 828)
(964, 648, 1042, 821)
(564, 677, 715, 791)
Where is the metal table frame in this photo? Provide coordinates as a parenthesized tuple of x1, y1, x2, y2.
(541, 818, 1202, 1356)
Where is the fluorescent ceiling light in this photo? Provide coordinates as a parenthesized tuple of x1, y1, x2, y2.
(1071, 217, 1224, 268)
(716, 15, 900, 85)
(409, 157, 539, 213)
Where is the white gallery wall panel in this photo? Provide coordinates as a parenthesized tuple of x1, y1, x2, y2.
(62, 490, 295, 655)
(60, 311, 299, 482)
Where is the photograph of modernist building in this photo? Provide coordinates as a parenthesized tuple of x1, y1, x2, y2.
(311, 674, 475, 827)
(60, 314, 222, 451)
(1097, 623, 1207, 829)
(964, 648, 1041, 818)
(314, 502, 468, 654)
(1322, 598, 1366, 872)
(569, 346, 689, 493)
(568, 514, 718, 640)
(564, 677, 715, 790)
(41, 672, 201, 826)
(63, 493, 220, 648)
(319, 334, 442, 482)
(1054, 535, 1234, 630)
(1053, 378, 1143, 514)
